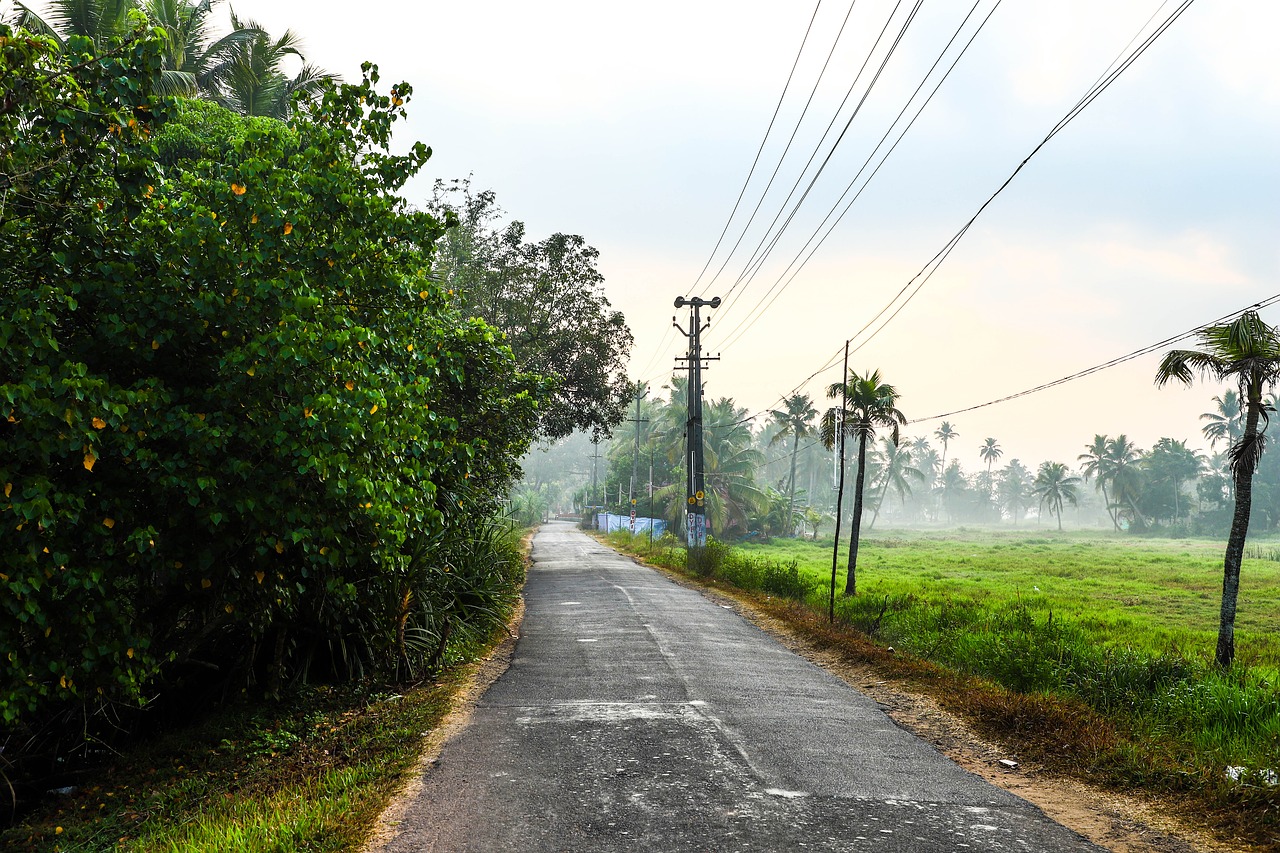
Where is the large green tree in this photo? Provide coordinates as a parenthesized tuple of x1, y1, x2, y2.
(1156, 309, 1280, 668)
(429, 181, 634, 441)
(1, 24, 541, 740)
(821, 369, 905, 596)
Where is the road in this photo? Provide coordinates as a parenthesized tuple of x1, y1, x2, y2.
(379, 521, 1100, 852)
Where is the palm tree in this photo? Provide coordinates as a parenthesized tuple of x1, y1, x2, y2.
(768, 393, 817, 536)
(821, 369, 906, 596)
(867, 437, 924, 529)
(1031, 462, 1081, 532)
(934, 421, 959, 473)
(701, 398, 768, 538)
(210, 12, 334, 118)
(12, 0, 135, 46)
(1200, 389, 1244, 450)
(978, 437, 1002, 504)
(1078, 434, 1118, 531)
(1104, 435, 1146, 529)
(1156, 309, 1280, 668)
(998, 459, 1033, 524)
(1145, 438, 1206, 522)
(144, 0, 262, 96)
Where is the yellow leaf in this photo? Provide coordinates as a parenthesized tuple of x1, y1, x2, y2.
(231, 183, 246, 196)
(92, 417, 106, 429)
(201, 578, 212, 589)
(3, 482, 10, 498)
(103, 518, 115, 529)
(64, 409, 73, 426)
(126, 648, 134, 659)
(59, 675, 68, 689)
(419, 290, 428, 299)
(210, 212, 216, 220)
(327, 259, 335, 268)
(145, 185, 154, 198)
(83, 451, 96, 472)
(319, 547, 329, 555)
(151, 339, 159, 350)
(274, 540, 284, 554)
(225, 603, 234, 613)
(55, 827, 64, 836)
(304, 407, 313, 418)
(247, 366, 255, 376)
(345, 381, 354, 391)
(255, 571, 265, 584)
(407, 344, 414, 352)
(284, 222, 293, 235)
(369, 404, 378, 414)
(251, 213, 259, 224)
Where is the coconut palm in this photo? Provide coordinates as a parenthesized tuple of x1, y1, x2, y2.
(700, 398, 768, 538)
(978, 437, 1002, 504)
(1200, 389, 1244, 450)
(12, 0, 135, 46)
(934, 421, 959, 473)
(1078, 434, 1119, 531)
(998, 459, 1033, 524)
(144, 0, 262, 96)
(1145, 438, 1206, 522)
(867, 437, 924, 529)
(821, 369, 906, 596)
(209, 12, 334, 118)
(1104, 435, 1147, 529)
(1031, 462, 1081, 531)
(768, 393, 817, 536)
(1156, 309, 1280, 668)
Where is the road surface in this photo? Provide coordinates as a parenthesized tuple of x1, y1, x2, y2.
(380, 521, 1100, 852)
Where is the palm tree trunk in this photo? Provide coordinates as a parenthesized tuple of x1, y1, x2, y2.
(844, 432, 868, 597)
(1102, 483, 1118, 531)
(1218, 400, 1260, 668)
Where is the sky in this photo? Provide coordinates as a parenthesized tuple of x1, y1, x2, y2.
(16, 0, 1280, 474)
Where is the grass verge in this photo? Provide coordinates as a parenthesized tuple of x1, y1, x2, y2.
(603, 530, 1280, 851)
(2, 535, 530, 853)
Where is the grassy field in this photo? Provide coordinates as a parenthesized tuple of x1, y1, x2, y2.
(740, 529, 1280, 669)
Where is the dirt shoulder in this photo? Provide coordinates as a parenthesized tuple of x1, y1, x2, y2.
(639, 560, 1246, 853)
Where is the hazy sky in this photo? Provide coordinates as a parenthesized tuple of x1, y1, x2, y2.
(19, 0, 1280, 473)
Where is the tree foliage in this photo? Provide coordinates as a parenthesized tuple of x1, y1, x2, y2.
(429, 181, 634, 441)
(0, 25, 541, 739)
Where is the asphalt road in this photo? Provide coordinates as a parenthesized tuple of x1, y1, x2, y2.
(380, 521, 1100, 852)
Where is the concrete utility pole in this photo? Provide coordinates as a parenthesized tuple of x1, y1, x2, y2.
(627, 384, 649, 534)
(589, 438, 603, 529)
(673, 296, 720, 554)
(829, 340, 849, 623)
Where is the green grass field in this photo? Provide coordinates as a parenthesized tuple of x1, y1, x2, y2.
(741, 529, 1280, 670)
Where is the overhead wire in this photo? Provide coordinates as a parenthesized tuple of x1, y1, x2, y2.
(631, 0, 830, 384)
(698, 0, 1199, 435)
(837, 0, 1197, 362)
(693, 0, 866, 300)
(716, 0, 921, 309)
(713, 0, 998, 352)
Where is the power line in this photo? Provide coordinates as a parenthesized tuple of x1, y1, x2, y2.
(713, 0, 998, 353)
(717, 0, 921, 308)
(837, 0, 1197, 361)
(690, 0, 828, 295)
(908, 292, 1280, 425)
(695, 0, 865, 300)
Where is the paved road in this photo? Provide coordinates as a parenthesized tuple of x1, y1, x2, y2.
(381, 522, 1099, 852)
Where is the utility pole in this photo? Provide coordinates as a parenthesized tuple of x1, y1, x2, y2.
(627, 383, 649, 534)
(829, 340, 849, 623)
(673, 295, 720, 557)
(589, 437, 603, 530)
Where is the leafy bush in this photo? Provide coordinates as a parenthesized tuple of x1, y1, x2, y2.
(0, 23, 542, 781)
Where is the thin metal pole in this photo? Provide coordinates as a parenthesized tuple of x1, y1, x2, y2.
(829, 340, 849, 624)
